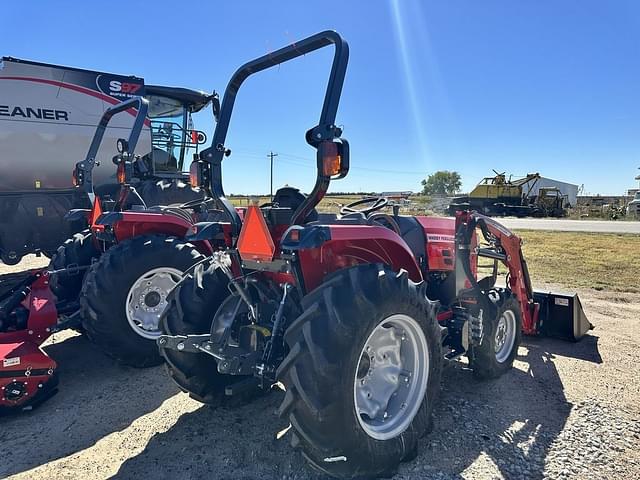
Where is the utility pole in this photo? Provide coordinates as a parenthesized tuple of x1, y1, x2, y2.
(268, 151, 278, 200)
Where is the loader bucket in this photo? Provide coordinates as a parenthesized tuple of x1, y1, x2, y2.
(534, 291, 593, 341)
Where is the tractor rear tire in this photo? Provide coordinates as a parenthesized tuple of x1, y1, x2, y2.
(470, 294, 522, 379)
(49, 229, 99, 301)
(80, 235, 204, 368)
(160, 261, 245, 406)
(277, 264, 442, 479)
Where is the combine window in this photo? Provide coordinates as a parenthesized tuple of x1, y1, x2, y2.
(145, 95, 206, 173)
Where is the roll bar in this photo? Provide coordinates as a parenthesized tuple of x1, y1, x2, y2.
(200, 30, 350, 237)
(75, 97, 149, 196)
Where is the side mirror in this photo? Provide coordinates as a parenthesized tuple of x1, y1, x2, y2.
(211, 92, 220, 122)
(72, 162, 85, 186)
(116, 160, 134, 184)
(318, 140, 349, 179)
(116, 138, 129, 154)
(189, 160, 210, 189)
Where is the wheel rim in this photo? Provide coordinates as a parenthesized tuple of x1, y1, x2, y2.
(494, 309, 516, 363)
(126, 267, 183, 340)
(353, 314, 430, 441)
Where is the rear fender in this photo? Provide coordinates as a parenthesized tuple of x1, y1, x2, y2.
(64, 209, 91, 223)
(283, 225, 423, 292)
(94, 211, 213, 255)
(185, 221, 231, 246)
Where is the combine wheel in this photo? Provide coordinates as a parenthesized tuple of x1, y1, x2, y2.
(160, 262, 250, 406)
(49, 229, 98, 301)
(277, 264, 442, 479)
(80, 235, 204, 367)
(470, 295, 522, 379)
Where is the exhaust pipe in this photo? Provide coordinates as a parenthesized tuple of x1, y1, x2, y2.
(534, 291, 593, 341)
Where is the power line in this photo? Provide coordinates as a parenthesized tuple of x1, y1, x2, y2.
(277, 152, 427, 175)
(236, 147, 484, 183)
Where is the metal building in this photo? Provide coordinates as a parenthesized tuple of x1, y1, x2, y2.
(522, 177, 579, 207)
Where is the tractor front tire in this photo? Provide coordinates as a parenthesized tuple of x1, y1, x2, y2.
(470, 294, 522, 379)
(160, 261, 247, 406)
(277, 264, 442, 479)
(80, 235, 204, 368)
(49, 229, 98, 301)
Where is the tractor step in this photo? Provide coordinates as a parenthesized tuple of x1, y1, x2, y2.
(534, 290, 592, 341)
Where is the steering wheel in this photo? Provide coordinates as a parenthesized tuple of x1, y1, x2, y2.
(340, 196, 388, 216)
(179, 197, 212, 211)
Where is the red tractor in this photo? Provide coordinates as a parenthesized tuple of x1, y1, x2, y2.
(48, 96, 235, 367)
(158, 31, 591, 478)
(1, 98, 229, 413)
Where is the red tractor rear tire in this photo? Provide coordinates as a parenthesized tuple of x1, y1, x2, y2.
(159, 261, 243, 405)
(80, 235, 204, 368)
(49, 229, 98, 301)
(277, 264, 442, 479)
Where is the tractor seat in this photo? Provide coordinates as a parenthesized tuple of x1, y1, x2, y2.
(144, 148, 178, 171)
(261, 186, 319, 225)
(202, 209, 228, 223)
(395, 216, 427, 265)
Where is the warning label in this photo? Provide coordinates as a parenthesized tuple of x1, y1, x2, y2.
(3, 357, 20, 368)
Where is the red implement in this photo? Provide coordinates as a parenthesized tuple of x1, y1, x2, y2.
(0, 271, 59, 413)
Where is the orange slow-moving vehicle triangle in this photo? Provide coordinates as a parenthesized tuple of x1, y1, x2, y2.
(90, 196, 103, 227)
(237, 204, 275, 262)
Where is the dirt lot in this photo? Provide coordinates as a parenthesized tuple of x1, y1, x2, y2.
(1, 247, 640, 479)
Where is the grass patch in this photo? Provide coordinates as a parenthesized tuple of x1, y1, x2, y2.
(229, 194, 433, 214)
(515, 230, 640, 293)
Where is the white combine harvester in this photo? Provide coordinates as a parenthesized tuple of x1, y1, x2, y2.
(0, 57, 213, 264)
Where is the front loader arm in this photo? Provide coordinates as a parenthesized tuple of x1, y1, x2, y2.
(455, 211, 540, 335)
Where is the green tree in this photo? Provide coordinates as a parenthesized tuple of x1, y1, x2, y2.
(420, 170, 462, 195)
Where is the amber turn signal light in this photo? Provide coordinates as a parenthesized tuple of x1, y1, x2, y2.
(321, 142, 342, 177)
(189, 161, 201, 188)
(117, 162, 127, 184)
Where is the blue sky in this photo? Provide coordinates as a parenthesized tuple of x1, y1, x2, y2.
(3, 1, 639, 195)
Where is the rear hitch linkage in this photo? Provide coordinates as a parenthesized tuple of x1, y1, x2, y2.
(158, 265, 293, 383)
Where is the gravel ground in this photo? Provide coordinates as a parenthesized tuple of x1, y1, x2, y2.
(1, 257, 639, 479)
